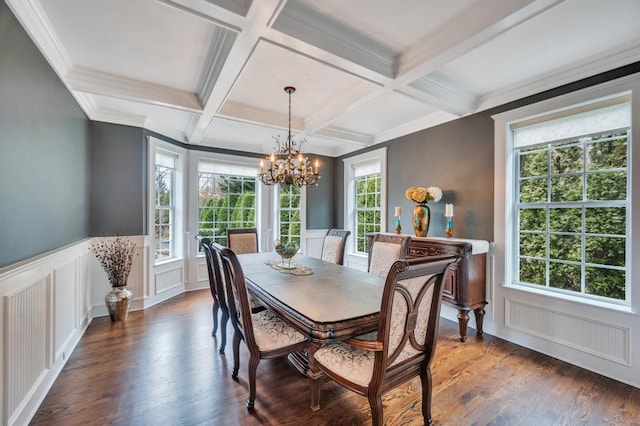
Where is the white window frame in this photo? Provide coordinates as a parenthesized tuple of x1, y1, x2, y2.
(494, 75, 638, 312)
(189, 151, 270, 256)
(148, 137, 186, 265)
(343, 147, 387, 257)
(273, 184, 306, 249)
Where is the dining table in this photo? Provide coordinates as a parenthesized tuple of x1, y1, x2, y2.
(236, 251, 386, 377)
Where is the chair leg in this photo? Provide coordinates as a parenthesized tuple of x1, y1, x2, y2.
(246, 354, 260, 409)
(420, 368, 434, 426)
(211, 299, 219, 337)
(232, 331, 242, 379)
(368, 391, 383, 426)
(308, 343, 322, 411)
(219, 304, 229, 353)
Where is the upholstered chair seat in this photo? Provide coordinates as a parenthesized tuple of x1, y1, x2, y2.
(311, 254, 459, 426)
(314, 340, 375, 387)
(215, 244, 309, 409)
(251, 309, 307, 351)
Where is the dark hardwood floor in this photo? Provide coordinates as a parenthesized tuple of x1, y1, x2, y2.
(32, 289, 640, 425)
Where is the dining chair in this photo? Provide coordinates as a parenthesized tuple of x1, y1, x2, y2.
(227, 227, 259, 254)
(216, 244, 309, 409)
(310, 254, 459, 426)
(367, 234, 411, 277)
(201, 238, 229, 353)
(320, 229, 351, 265)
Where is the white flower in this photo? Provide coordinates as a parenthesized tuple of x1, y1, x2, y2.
(405, 186, 442, 203)
(427, 186, 443, 202)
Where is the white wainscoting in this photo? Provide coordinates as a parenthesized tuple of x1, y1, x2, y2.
(505, 298, 629, 365)
(303, 229, 327, 259)
(0, 235, 188, 426)
(0, 240, 92, 426)
(491, 286, 640, 389)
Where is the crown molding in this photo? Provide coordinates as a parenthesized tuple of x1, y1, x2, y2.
(303, 83, 384, 134)
(66, 67, 202, 113)
(313, 127, 372, 147)
(407, 77, 476, 116)
(373, 110, 460, 144)
(197, 137, 265, 154)
(90, 108, 146, 128)
(5, 0, 73, 76)
(218, 101, 303, 131)
(476, 42, 640, 112)
(272, 0, 395, 78)
(144, 118, 188, 143)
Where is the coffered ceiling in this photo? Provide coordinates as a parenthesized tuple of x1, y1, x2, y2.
(8, 0, 640, 157)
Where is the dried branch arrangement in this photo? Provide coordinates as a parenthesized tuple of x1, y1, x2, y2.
(91, 236, 138, 287)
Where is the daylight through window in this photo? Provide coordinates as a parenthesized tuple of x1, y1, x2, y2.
(513, 97, 630, 302)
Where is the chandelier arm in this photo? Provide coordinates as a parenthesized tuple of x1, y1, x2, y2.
(258, 85, 320, 187)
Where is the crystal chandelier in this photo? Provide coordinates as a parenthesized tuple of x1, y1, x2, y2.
(258, 86, 320, 187)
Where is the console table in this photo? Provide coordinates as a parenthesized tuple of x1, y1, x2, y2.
(367, 234, 489, 342)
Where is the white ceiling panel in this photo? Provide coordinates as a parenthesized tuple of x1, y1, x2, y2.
(332, 91, 439, 136)
(8, 0, 640, 157)
(40, 0, 215, 91)
(434, 0, 640, 99)
(224, 41, 380, 119)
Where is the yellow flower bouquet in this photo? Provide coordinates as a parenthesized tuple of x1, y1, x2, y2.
(405, 186, 442, 204)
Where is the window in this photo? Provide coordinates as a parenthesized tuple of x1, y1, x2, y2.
(344, 148, 387, 256)
(278, 185, 301, 246)
(154, 152, 176, 260)
(198, 161, 257, 248)
(512, 97, 630, 302)
(355, 172, 381, 252)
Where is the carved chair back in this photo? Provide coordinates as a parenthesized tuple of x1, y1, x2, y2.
(321, 229, 351, 265)
(312, 254, 459, 425)
(201, 238, 229, 352)
(227, 228, 259, 254)
(367, 234, 411, 277)
(215, 243, 308, 409)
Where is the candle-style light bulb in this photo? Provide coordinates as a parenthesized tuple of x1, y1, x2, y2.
(314, 159, 319, 174)
(260, 160, 264, 174)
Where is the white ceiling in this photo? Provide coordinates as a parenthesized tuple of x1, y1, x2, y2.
(8, 0, 640, 157)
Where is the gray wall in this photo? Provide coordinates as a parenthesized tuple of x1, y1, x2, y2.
(336, 63, 640, 242)
(4, 0, 639, 266)
(387, 113, 494, 240)
(306, 154, 334, 229)
(335, 113, 494, 241)
(0, 2, 90, 268)
(90, 122, 145, 236)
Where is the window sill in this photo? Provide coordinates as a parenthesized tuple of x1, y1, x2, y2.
(502, 283, 633, 314)
(154, 257, 183, 268)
